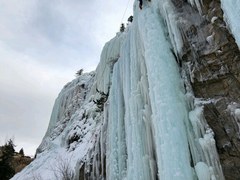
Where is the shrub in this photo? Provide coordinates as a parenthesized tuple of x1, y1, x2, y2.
(51, 156, 74, 180)
(76, 69, 84, 77)
(19, 148, 24, 156)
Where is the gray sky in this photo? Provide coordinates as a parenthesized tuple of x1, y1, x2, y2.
(0, 0, 133, 156)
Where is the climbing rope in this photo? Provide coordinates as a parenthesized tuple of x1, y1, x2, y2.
(120, 0, 133, 23)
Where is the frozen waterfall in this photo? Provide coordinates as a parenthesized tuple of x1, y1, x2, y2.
(105, 1, 224, 180)
(12, 0, 233, 179)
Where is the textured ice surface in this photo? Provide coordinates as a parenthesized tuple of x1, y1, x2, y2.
(12, 72, 102, 179)
(195, 162, 211, 180)
(221, 0, 240, 48)
(106, 1, 224, 180)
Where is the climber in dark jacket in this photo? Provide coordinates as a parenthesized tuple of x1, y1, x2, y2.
(139, 0, 151, 10)
(139, 0, 143, 9)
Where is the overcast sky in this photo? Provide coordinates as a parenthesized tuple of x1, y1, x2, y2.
(0, 0, 133, 156)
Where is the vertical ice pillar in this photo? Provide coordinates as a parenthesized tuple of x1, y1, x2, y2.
(137, 7, 194, 180)
(107, 1, 225, 180)
(107, 23, 157, 180)
(123, 26, 157, 180)
(107, 63, 127, 180)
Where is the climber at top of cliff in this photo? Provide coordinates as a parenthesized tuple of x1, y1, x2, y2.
(139, 0, 151, 10)
(139, 0, 143, 9)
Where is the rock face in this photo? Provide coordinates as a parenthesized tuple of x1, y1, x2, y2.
(172, 0, 240, 179)
(11, 153, 32, 174)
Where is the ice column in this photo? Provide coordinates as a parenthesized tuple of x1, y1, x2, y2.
(137, 6, 194, 180)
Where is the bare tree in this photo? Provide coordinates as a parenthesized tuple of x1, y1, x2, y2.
(50, 156, 74, 180)
(31, 172, 43, 180)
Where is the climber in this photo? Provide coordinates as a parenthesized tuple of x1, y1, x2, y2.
(139, 0, 151, 10)
(139, 0, 143, 9)
(128, 15, 133, 23)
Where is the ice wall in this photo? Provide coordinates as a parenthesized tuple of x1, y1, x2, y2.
(105, 0, 225, 180)
(12, 72, 103, 180)
(95, 34, 125, 95)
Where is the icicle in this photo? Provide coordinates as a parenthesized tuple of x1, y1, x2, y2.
(187, 99, 225, 179)
(157, 1, 184, 55)
(182, 61, 224, 180)
(187, 0, 203, 14)
(195, 162, 211, 180)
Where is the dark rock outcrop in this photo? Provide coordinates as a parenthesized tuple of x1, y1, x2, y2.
(11, 153, 32, 174)
(171, 0, 240, 179)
